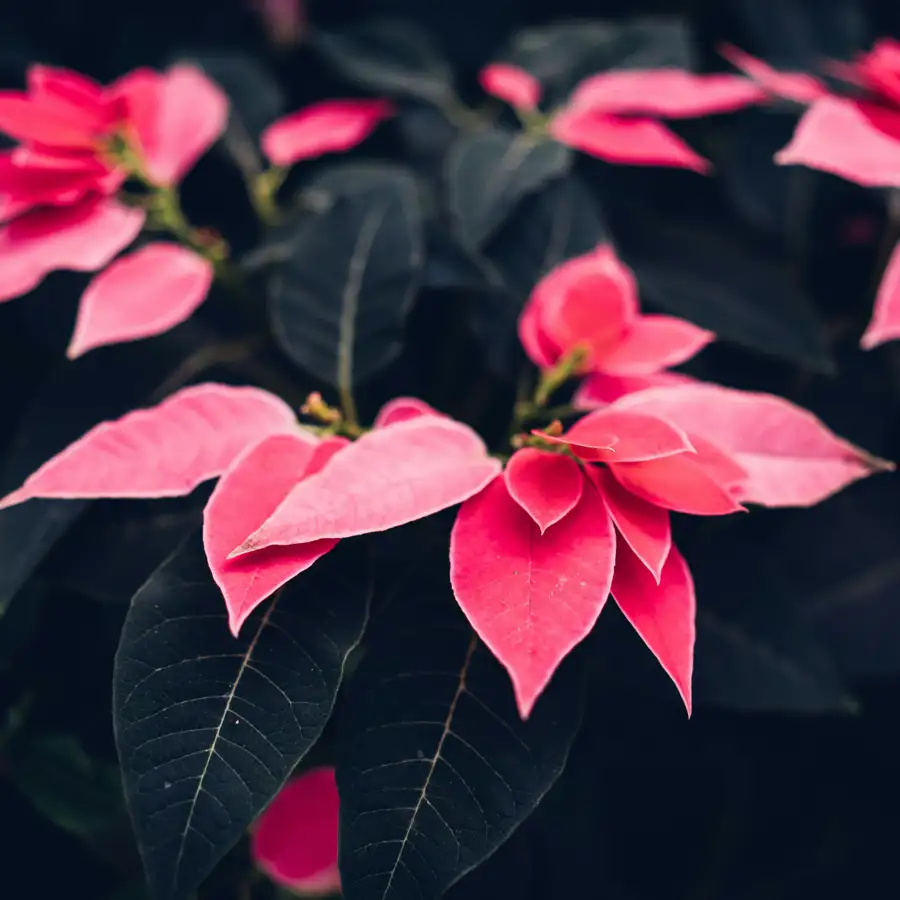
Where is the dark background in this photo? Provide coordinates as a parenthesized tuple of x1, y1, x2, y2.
(1, 1, 899, 898)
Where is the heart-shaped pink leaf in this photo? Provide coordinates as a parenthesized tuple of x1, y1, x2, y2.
(614, 382, 893, 506)
(504, 448, 584, 533)
(775, 96, 900, 188)
(66, 242, 213, 358)
(861, 239, 900, 349)
(372, 396, 442, 428)
(479, 63, 541, 110)
(0, 383, 298, 508)
(450, 475, 616, 719)
(261, 99, 394, 167)
(231, 416, 502, 554)
(598, 315, 714, 376)
(204, 432, 341, 637)
(590, 466, 671, 582)
(611, 541, 696, 715)
(566, 70, 765, 118)
(550, 109, 710, 172)
(251, 767, 341, 896)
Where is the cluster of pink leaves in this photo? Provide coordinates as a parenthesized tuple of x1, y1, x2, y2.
(722, 39, 900, 350)
(0, 242, 889, 719)
(0, 64, 392, 357)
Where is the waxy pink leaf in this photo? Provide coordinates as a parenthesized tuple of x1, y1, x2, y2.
(231, 416, 502, 554)
(719, 45, 829, 104)
(0, 196, 144, 302)
(615, 383, 893, 506)
(612, 542, 695, 715)
(550, 109, 709, 172)
(775, 96, 900, 188)
(479, 63, 541, 110)
(251, 767, 341, 896)
(591, 466, 671, 583)
(0, 383, 297, 508)
(372, 396, 442, 428)
(610, 435, 747, 516)
(598, 315, 714, 376)
(861, 239, 900, 349)
(504, 448, 583, 533)
(541, 407, 694, 463)
(573, 371, 696, 409)
(566, 70, 765, 118)
(204, 432, 341, 637)
(450, 476, 616, 719)
(67, 242, 214, 358)
(261, 99, 394, 167)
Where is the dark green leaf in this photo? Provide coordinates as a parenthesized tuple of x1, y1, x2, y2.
(312, 18, 455, 106)
(268, 162, 423, 387)
(446, 130, 572, 249)
(114, 534, 371, 900)
(336, 580, 585, 900)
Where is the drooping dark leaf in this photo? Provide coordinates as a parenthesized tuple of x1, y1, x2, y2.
(397, 102, 460, 176)
(612, 212, 833, 372)
(469, 175, 608, 377)
(268, 162, 423, 387)
(502, 16, 695, 108)
(114, 535, 371, 900)
(312, 18, 455, 107)
(336, 576, 585, 900)
(446, 129, 572, 249)
(424, 224, 494, 292)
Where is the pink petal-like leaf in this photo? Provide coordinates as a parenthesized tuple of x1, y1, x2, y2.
(861, 239, 900, 349)
(67, 242, 214, 358)
(598, 315, 714, 376)
(204, 432, 341, 637)
(141, 65, 229, 186)
(261, 99, 394, 167)
(372, 396, 443, 428)
(550, 109, 710, 172)
(504, 448, 584, 533)
(0, 383, 297, 508)
(567, 70, 765, 118)
(590, 466, 671, 582)
(0, 196, 144, 302)
(612, 541, 695, 715)
(775, 96, 900, 187)
(479, 63, 541, 110)
(572, 371, 697, 409)
(251, 767, 341, 896)
(450, 475, 616, 719)
(719, 44, 829, 104)
(543, 407, 694, 462)
(610, 435, 747, 515)
(232, 416, 502, 554)
(614, 382, 893, 506)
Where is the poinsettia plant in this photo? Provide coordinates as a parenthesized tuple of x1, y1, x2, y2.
(2, 5, 900, 900)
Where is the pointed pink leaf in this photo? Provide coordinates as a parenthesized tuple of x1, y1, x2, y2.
(610, 434, 747, 515)
(251, 767, 341, 896)
(479, 63, 541, 110)
(861, 239, 900, 349)
(0, 383, 298, 508)
(775, 97, 900, 187)
(598, 315, 714, 376)
(590, 466, 671, 582)
(372, 396, 443, 428)
(261, 99, 394, 167)
(550, 109, 710, 172)
(573, 371, 697, 409)
(67, 242, 213, 358)
(450, 475, 616, 719)
(232, 416, 502, 554)
(612, 541, 695, 715)
(542, 407, 694, 463)
(204, 432, 338, 637)
(0, 196, 145, 303)
(504, 448, 583, 534)
(141, 65, 229, 186)
(718, 45, 829, 104)
(614, 382, 893, 506)
(567, 70, 765, 118)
